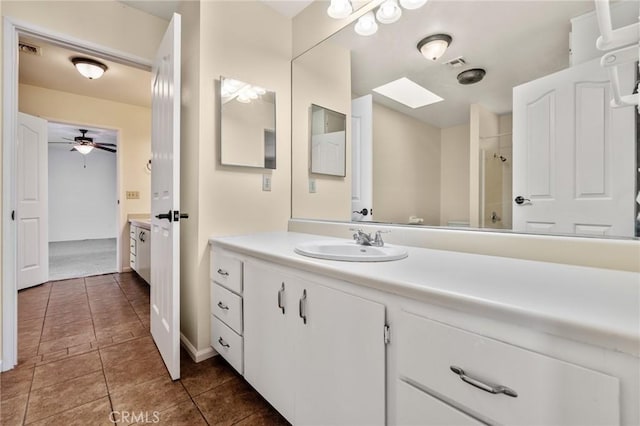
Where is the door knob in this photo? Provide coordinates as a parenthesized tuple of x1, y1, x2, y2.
(155, 211, 172, 221)
(514, 196, 531, 205)
(353, 208, 369, 216)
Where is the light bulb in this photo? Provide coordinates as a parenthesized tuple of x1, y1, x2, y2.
(74, 145, 94, 155)
(376, 0, 402, 24)
(355, 12, 378, 36)
(399, 0, 427, 10)
(327, 0, 353, 19)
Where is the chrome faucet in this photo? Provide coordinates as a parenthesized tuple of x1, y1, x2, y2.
(350, 228, 388, 247)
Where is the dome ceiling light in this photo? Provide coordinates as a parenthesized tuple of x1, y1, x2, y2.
(71, 57, 108, 80)
(355, 12, 379, 36)
(327, 0, 353, 19)
(376, 0, 402, 24)
(417, 34, 452, 61)
(457, 68, 487, 85)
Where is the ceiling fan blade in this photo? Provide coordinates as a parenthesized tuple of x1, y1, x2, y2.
(70, 147, 77, 152)
(50, 141, 75, 144)
(93, 145, 117, 153)
(93, 142, 117, 147)
(62, 137, 74, 141)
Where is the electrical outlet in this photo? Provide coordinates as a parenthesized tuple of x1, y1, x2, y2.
(262, 174, 272, 192)
(126, 191, 140, 200)
(309, 178, 317, 193)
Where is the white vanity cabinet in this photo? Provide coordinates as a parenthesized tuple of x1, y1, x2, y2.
(243, 259, 386, 425)
(397, 311, 620, 425)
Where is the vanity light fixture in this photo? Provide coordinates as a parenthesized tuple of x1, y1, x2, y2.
(376, 0, 402, 24)
(399, 0, 428, 10)
(74, 145, 94, 155)
(71, 57, 108, 80)
(355, 12, 379, 36)
(417, 34, 452, 61)
(327, 0, 353, 19)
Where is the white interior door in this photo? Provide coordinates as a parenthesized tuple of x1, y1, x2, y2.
(512, 58, 635, 237)
(351, 95, 373, 222)
(151, 13, 181, 380)
(17, 112, 48, 290)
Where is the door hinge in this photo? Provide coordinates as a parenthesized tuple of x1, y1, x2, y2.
(384, 324, 390, 345)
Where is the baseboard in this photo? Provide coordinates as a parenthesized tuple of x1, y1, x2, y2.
(180, 333, 216, 363)
(122, 266, 132, 273)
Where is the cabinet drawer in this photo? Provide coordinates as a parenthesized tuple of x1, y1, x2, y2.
(211, 283, 243, 334)
(130, 238, 136, 255)
(211, 315, 243, 374)
(211, 250, 243, 294)
(398, 311, 619, 425)
(397, 380, 481, 426)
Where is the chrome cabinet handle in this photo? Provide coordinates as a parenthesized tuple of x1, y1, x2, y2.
(217, 268, 229, 277)
(277, 283, 285, 314)
(217, 301, 229, 310)
(450, 366, 518, 398)
(299, 289, 307, 324)
(218, 337, 230, 348)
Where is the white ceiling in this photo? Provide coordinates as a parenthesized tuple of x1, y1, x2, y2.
(48, 122, 117, 148)
(19, 36, 151, 108)
(261, 0, 316, 17)
(327, 0, 596, 128)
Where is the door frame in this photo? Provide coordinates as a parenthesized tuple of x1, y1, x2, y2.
(2, 17, 151, 371)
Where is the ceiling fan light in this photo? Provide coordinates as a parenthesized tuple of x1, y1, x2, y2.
(74, 145, 94, 155)
(417, 34, 452, 61)
(399, 0, 427, 10)
(376, 0, 402, 24)
(355, 12, 378, 36)
(71, 57, 108, 80)
(327, 0, 353, 19)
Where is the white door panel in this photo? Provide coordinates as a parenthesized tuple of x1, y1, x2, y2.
(513, 58, 635, 237)
(17, 113, 48, 290)
(351, 95, 373, 221)
(151, 13, 181, 380)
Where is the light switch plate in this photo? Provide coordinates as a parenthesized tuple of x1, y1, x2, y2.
(309, 178, 316, 193)
(126, 191, 140, 200)
(262, 174, 272, 192)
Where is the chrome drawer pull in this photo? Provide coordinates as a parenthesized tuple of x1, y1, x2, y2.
(217, 268, 229, 277)
(218, 337, 230, 348)
(450, 366, 518, 398)
(217, 301, 229, 310)
(299, 289, 307, 324)
(277, 283, 285, 314)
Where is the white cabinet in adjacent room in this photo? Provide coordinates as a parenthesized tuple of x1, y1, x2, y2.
(243, 260, 386, 426)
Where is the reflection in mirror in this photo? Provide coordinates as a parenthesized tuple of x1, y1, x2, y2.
(220, 76, 276, 169)
(291, 0, 639, 239)
(310, 104, 347, 176)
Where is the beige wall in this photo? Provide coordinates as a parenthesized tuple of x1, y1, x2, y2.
(440, 123, 470, 226)
(19, 84, 151, 272)
(178, 1, 292, 351)
(291, 41, 352, 221)
(1, 0, 166, 369)
(372, 102, 440, 225)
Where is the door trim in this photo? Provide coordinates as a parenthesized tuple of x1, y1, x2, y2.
(1, 16, 151, 371)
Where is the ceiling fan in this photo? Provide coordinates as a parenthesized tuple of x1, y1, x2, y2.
(50, 129, 117, 154)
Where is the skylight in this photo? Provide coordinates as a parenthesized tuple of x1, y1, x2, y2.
(372, 77, 443, 109)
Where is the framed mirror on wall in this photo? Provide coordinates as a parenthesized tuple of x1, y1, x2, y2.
(310, 104, 347, 176)
(291, 0, 639, 239)
(220, 76, 276, 169)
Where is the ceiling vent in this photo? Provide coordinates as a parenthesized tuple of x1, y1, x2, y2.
(443, 56, 466, 68)
(18, 42, 42, 56)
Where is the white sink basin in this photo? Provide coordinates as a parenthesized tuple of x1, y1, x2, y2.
(294, 240, 408, 262)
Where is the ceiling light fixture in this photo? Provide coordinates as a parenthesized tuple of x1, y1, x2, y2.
(355, 12, 378, 36)
(399, 0, 428, 9)
(327, 0, 353, 19)
(376, 0, 402, 24)
(74, 145, 94, 155)
(417, 34, 452, 61)
(71, 57, 108, 80)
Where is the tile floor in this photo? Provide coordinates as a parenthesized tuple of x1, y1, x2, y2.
(1, 272, 288, 425)
(49, 239, 117, 281)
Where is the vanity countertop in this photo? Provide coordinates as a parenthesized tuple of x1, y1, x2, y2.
(129, 218, 151, 230)
(210, 231, 640, 357)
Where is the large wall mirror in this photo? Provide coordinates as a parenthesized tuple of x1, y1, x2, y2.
(291, 0, 639, 239)
(310, 104, 347, 176)
(221, 76, 276, 169)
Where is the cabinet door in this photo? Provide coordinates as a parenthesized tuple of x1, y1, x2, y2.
(294, 281, 386, 425)
(243, 262, 295, 423)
